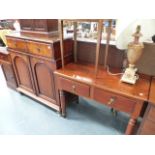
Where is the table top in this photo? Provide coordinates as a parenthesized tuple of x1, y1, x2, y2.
(55, 63, 151, 101)
(149, 77, 155, 104)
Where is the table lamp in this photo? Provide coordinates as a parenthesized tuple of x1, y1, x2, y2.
(120, 25, 144, 84)
(116, 19, 155, 84)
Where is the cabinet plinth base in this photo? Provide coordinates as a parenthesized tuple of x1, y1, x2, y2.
(17, 87, 60, 112)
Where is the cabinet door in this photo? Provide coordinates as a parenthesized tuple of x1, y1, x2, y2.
(19, 19, 34, 31)
(10, 52, 35, 93)
(1, 62, 17, 89)
(30, 57, 56, 103)
(33, 19, 47, 32)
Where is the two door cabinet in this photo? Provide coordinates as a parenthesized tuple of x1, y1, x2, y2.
(6, 34, 73, 112)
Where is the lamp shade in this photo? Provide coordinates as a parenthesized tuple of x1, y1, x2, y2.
(116, 19, 155, 50)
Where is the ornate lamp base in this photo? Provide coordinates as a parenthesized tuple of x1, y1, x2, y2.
(120, 25, 144, 85)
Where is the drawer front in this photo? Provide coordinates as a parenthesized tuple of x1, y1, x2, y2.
(93, 87, 136, 113)
(26, 41, 53, 58)
(148, 106, 155, 123)
(58, 77, 90, 97)
(6, 37, 27, 51)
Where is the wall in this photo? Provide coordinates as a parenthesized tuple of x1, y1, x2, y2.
(77, 41, 125, 68)
(137, 42, 155, 76)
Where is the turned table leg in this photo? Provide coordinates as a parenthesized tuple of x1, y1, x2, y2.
(125, 118, 137, 135)
(125, 101, 144, 135)
(59, 90, 66, 117)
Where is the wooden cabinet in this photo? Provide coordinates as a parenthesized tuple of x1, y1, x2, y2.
(1, 62, 17, 89)
(10, 52, 35, 93)
(138, 78, 155, 135)
(6, 34, 73, 112)
(0, 47, 17, 89)
(19, 19, 58, 37)
(30, 57, 56, 103)
(138, 104, 155, 134)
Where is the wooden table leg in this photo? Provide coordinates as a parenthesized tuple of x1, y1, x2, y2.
(59, 90, 66, 117)
(125, 118, 137, 135)
(125, 101, 144, 135)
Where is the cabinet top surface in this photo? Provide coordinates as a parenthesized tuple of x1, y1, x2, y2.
(149, 78, 155, 104)
(55, 63, 151, 101)
(0, 47, 8, 55)
(6, 31, 71, 43)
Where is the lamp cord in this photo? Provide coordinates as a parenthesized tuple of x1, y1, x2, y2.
(106, 66, 123, 76)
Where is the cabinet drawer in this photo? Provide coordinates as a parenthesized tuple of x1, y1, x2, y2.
(6, 37, 27, 51)
(148, 106, 155, 122)
(26, 41, 53, 58)
(93, 87, 136, 113)
(58, 77, 90, 97)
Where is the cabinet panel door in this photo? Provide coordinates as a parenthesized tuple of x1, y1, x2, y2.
(10, 52, 35, 93)
(1, 62, 17, 89)
(30, 57, 56, 103)
(33, 19, 47, 32)
(19, 19, 34, 31)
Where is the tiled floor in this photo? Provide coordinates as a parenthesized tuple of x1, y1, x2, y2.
(0, 66, 130, 135)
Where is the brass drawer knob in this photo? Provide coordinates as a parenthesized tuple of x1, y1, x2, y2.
(107, 97, 116, 105)
(15, 42, 17, 48)
(37, 48, 41, 52)
(72, 85, 76, 92)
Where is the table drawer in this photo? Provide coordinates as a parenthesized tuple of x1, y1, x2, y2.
(58, 77, 90, 97)
(26, 41, 53, 58)
(93, 87, 136, 113)
(6, 37, 27, 51)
